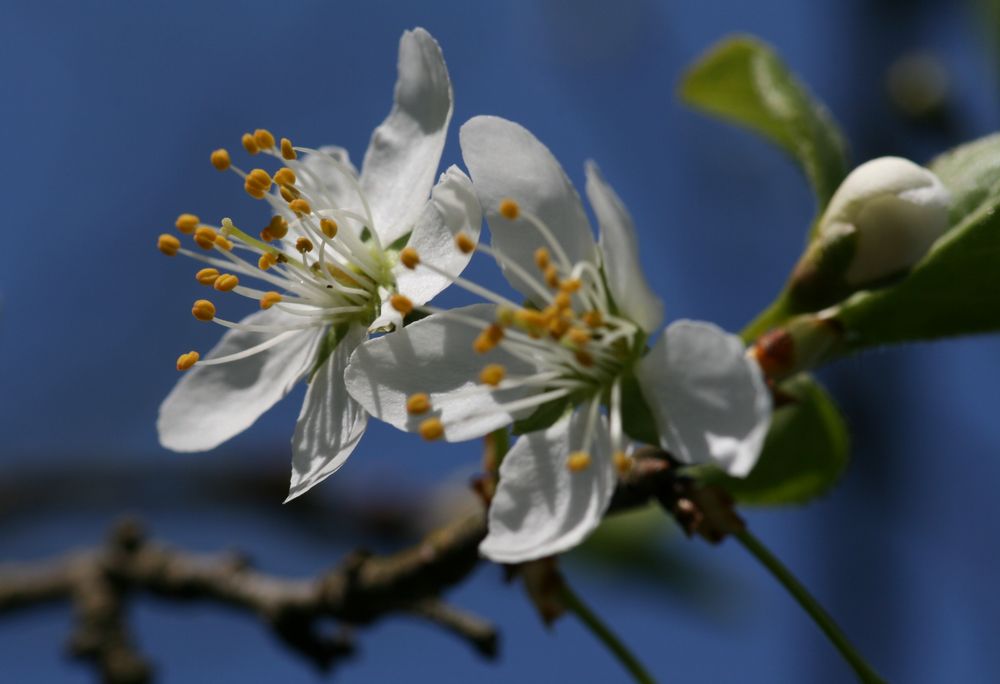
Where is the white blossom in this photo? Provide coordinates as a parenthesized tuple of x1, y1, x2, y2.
(156, 28, 481, 501)
(345, 116, 771, 563)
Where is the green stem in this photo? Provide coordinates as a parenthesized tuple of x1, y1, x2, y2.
(734, 529, 886, 684)
(740, 289, 794, 344)
(559, 582, 658, 684)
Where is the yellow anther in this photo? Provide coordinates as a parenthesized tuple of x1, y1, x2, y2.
(514, 308, 547, 330)
(248, 168, 272, 188)
(241, 133, 260, 155)
(479, 364, 506, 386)
(176, 351, 200, 371)
(253, 128, 276, 150)
(534, 246, 550, 270)
(320, 218, 338, 238)
(260, 291, 283, 310)
(499, 198, 520, 220)
(568, 327, 591, 346)
(210, 148, 231, 171)
(399, 247, 420, 270)
(553, 291, 572, 311)
(574, 349, 595, 367)
(269, 216, 289, 239)
(390, 294, 414, 315)
(582, 310, 604, 328)
(406, 393, 432, 415)
(289, 198, 311, 215)
(175, 213, 200, 234)
(544, 264, 560, 288)
(280, 185, 299, 202)
(548, 316, 571, 340)
(613, 451, 634, 475)
(296, 237, 314, 253)
(214, 235, 233, 251)
(496, 306, 516, 327)
(258, 252, 278, 271)
(191, 299, 216, 321)
(419, 417, 445, 441)
(280, 137, 296, 160)
(245, 179, 267, 199)
(560, 278, 582, 294)
(567, 451, 592, 472)
(157, 233, 181, 256)
(454, 232, 476, 254)
(214, 273, 239, 292)
(273, 167, 296, 186)
(193, 226, 218, 250)
(195, 268, 220, 285)
(473, 324, 504, 354)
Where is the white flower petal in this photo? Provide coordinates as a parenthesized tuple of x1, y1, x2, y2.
(585, 161, 664, 332)
(637, 320, 772, 477)
(479, 409, 616, 563)
(345, 304, 542, 442)
(360, 27, 452, 246)
(396, 165, 482, 305)
(460, 116, 596, 303)
(157, 309, 325, 452)
(286, 325, 369, 502)
(300, 145, 360, 213)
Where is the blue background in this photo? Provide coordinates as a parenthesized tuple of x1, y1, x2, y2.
(1, 0, 999, 681)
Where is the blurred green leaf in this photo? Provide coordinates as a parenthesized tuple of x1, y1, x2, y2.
(620, 369, 660, 446)
(701, 374, 849, 505)
(679, 35, 848, 208)
(929, 133, 1000, 220)
(837, 133, 1000, 347)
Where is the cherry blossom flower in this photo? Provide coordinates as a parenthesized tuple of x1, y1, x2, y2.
(156, 28, 481, 500)
(345, 116, 771, 562)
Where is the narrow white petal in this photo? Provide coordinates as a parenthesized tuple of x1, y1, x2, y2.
(286, 325, 369, 502)
(396, 166, 482, 305)
(345, 304, 542, 442)
(585, 161, 664, 332)
(360, 28, 452, 245)
(460, 116, 596, 302)
(299, 145, 360, 214)
(480, 409, 616, 563)
(637, 321, 772, 477)
(157, 309, 325, 452)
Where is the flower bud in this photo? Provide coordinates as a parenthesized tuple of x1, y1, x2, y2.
(789, 157, 951, 310)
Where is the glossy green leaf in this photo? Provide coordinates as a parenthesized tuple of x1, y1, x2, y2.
(679, 35, 848, 207)
(701, 374, 849, 505)
(837, 133, 1000, 347)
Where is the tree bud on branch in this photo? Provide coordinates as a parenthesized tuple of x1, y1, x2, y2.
(788, 157, 951, 311)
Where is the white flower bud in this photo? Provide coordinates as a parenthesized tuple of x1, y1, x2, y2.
(818, 156, 951, 287)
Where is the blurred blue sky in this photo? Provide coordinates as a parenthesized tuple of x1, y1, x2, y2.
(1, 0, 999, 682)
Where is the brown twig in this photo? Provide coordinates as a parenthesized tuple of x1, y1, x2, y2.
(0, 450, 734, 683)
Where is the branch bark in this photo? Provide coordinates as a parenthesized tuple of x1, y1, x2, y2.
(0, 451, 733, 683)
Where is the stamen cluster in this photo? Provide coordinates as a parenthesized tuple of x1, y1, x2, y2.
(157, 129, 395, 371)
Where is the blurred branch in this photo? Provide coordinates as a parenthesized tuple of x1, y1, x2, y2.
(0, 450, 729, 683)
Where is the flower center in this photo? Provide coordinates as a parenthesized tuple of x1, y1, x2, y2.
(158, 129, 397, 371)
(397, 198, 640, 474)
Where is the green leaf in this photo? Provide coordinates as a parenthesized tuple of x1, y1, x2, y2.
(619, 369, 660, 446)
(679, 35, 848, 208)
(837, 133, 1000, 347)
(701, 374, 849, 505)
(512, 395, 571, 435)
(929, 132, 1000, 221)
